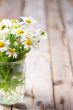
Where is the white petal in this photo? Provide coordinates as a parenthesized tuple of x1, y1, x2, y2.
(13, 53, 17, 58)
(5, 40, 10, 45)
(0, 48, 3, 52)
(20, 16, 37, 24)
(8, 54, 12, 57)
(6, 52, 9, 55)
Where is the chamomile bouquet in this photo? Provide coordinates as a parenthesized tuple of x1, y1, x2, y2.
(0, 17, 46, 62)
(0, 17, 47, 105)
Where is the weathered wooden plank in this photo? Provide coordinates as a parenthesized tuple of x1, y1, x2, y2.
(0, 0, 23, 18)
(47, 0, 73, 110)
(1, 106, 11, 110)
(15, 0, 54, 110)
(60, 0, 73, 72)
(59, 0, 73, 110)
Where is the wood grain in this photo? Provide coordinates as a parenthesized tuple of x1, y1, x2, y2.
(68, 0, 73, 6)
(0, 106, 11, 110)
(60, 0, 73, 109)
(21, 0, 54, 110)
(0, 0, 23, 18)
(47, 0, 73, 110)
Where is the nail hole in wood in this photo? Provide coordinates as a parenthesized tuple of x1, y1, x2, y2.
(37, 101, 42, 106)
(53, 80, 64, 86)
(60, 96, 65, 104)
(13, 103, 27, 110)
(41, 104, 45, 110)
(46, 103, 54, 109)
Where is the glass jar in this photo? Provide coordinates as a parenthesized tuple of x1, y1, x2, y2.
(0, 59, 25, 105)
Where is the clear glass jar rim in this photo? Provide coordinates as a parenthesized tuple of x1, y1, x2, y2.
(0, 59, 25, 64)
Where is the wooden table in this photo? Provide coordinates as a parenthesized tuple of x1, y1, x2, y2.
(0, 0, 73, 109)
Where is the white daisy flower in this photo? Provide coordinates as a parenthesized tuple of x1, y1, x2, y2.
(11, 19, 19, 23)
(6, 47, 17, 58)
(16, 29, 24, 35)
(21, 37, 34, 49)
(36, 29, 47, 40)
(0, 28, 10, 39)
(11, 28, 24, 36)
(0, 39, 10, 52)
(20, 16, 37, 25)
(0, 27, 10, 34)
(0, 19, 12, 27)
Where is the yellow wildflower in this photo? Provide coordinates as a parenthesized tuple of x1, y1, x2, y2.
(16, 29, 24, 34)
(25, 38, 32, 45)
(0, 42, 5, 47)
(11, 19, 17, 23)
(26, 19, 31, 24)
(8, 48, 15, 53)
(0, 24, 6, 30)
(13, 24, 18, 28)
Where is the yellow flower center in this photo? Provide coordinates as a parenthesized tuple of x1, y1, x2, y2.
(25, 38, 32, 45)
(8, 48, 15, 53)
(26, 19, 31, 23)
(16, 29, 24, 34)
(0, 42, 5, 47)
(40, 31, 45, 35)
(11, 19, 17, 22)
(0, 24, 6, 30)
(13, 24, 18, 28)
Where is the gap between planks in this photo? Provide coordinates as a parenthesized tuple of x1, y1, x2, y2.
(58, 0, 73, 109)
(47, 0, 73, 110)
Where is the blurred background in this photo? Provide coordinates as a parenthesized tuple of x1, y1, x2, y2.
(0, 0, 46, 28)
